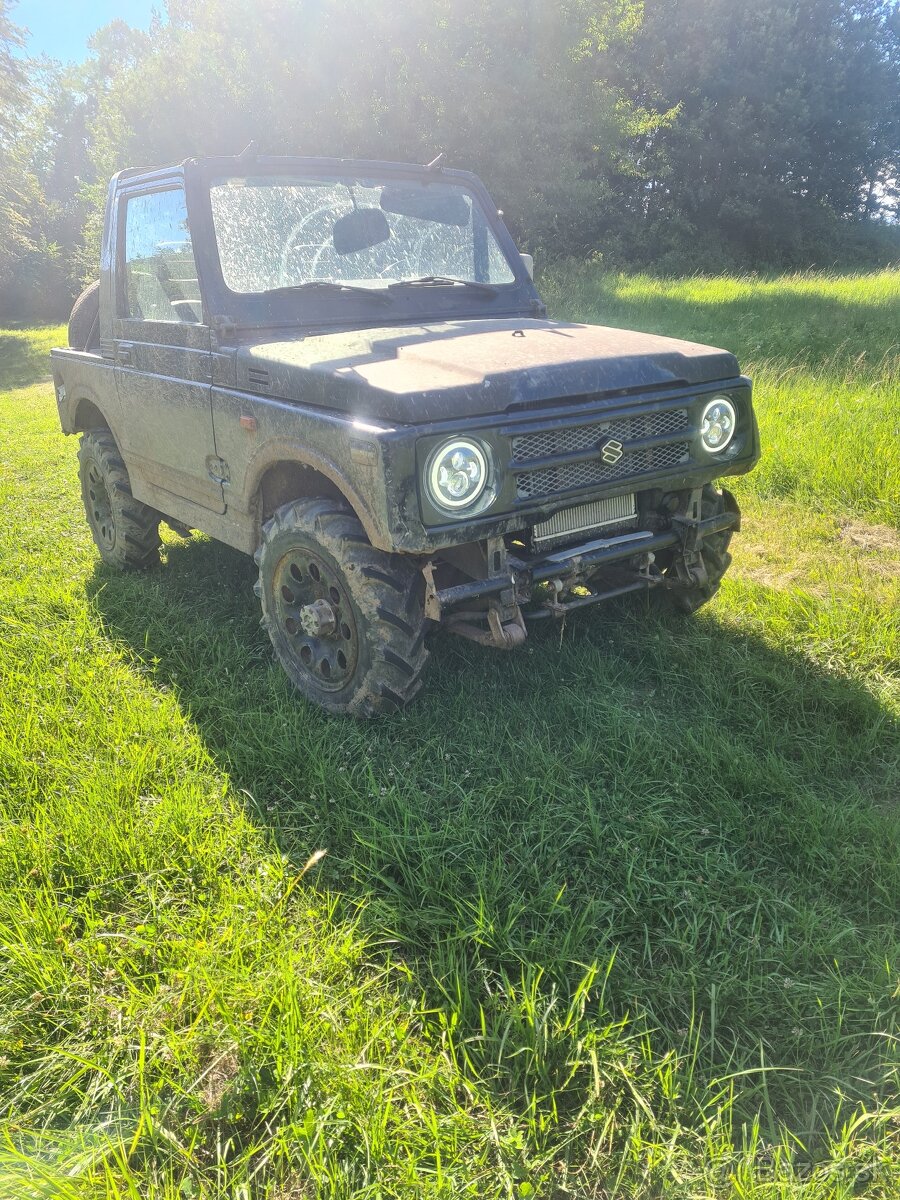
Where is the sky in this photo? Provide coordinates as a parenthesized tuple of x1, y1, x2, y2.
(13, 0, 160, 62)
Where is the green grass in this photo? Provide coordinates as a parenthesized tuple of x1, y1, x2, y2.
(0, 327, 68, 392)
(0, 279, 898, 1199)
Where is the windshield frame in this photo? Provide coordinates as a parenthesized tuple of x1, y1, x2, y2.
(187, 155, 541, 331)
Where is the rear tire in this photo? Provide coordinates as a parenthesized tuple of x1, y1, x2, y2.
(68, 280, 100, 352)
(77, 431, 161, 570)
(255, 498, 429, 717)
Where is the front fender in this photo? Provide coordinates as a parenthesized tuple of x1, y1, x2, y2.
(241, 437, 391, 552)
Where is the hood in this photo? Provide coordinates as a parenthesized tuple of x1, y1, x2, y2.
(237, 318, 740, 424)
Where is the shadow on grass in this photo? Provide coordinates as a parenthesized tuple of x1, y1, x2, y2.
(542, 276, 899, 369)
(0, 328, 61, 391)
(86, 533, 900, 1133)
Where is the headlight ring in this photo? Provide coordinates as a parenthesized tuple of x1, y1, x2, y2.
(699, 396, 737, 454)
(426, 438, 491, 513)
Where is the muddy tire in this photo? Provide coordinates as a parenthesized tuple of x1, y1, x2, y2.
(663, 484, 738, 613)
(255, 498, 429, 717)
(77, 431, 161, 569)
(68, 280, 100, 352)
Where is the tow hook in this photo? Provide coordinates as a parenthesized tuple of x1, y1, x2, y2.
(448, 605, 527, 649)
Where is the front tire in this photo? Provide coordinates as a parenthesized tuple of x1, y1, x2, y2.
(255, 498, 429, 716)
(662, 484, 738, 613)
(77, 431, 161, 569)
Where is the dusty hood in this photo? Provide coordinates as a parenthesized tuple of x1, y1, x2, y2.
(237, 318, 741, 423)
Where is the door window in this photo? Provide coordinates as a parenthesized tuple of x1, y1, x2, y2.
(122, 189, 202, 323)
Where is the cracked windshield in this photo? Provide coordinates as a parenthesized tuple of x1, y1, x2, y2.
(210, 176, 515, 293)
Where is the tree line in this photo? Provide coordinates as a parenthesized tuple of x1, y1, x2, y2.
(1, 0, 898, 322)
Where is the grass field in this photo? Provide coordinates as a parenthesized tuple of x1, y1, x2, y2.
(0, 270, 898, 1198)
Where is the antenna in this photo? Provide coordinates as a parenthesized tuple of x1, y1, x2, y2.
(424, 151, 444, 171)
(238, 140, 259, 161)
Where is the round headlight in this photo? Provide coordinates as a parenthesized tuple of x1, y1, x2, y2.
(427, 439, 489, 511)
(700, 396, 737, 453)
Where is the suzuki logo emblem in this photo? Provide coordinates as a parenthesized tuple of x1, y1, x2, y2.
(600, 438, 624, 465)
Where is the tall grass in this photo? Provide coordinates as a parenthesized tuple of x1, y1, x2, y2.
(0, 281, 898, 1198)
(541, 268, 900, 527)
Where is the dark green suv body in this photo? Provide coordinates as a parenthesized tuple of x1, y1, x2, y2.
(52, 153, 760, 715)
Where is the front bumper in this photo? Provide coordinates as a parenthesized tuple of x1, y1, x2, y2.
(424, 503, 740, 626)
(384, 377, 758, 553)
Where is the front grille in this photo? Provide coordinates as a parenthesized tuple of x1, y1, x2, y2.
(532, 493, 637, 545)
(517, 441, 691, 500)
(512, 407, 688, 464)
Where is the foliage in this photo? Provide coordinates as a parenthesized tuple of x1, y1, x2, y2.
(614, 0, 900, 269)
(88, 0, 655, 260)
(0, 14, 151, 322)
(0, 270, 898, 1195)
(0, 1, 34, 283)
(1, 0, 899, 321)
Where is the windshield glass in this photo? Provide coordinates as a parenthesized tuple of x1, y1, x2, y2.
(209, 175, 516, 294)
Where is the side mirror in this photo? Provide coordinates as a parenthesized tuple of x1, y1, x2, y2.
(520, 253, 534, 280)
(333, 208, 391, 255)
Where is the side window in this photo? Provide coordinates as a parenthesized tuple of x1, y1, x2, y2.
(122, 189, 202, 323)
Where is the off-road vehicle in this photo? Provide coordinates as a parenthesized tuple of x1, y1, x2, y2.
(52, 152, 760, 716)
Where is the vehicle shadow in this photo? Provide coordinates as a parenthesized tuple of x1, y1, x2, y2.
(86, 532, 899, 1126)
(0, 330, 55, 390)
(542, 277, 898, 371)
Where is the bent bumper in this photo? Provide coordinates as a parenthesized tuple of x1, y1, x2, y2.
(425, 505, 740, 623)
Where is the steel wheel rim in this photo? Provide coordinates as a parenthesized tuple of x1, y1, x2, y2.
(273, 548, 359, 690)
(86, 463, 115, 550)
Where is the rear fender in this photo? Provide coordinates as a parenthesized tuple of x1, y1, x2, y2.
(55, 375, 119, 447)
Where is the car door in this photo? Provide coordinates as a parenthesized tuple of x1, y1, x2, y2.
(113, 183, 225, 514)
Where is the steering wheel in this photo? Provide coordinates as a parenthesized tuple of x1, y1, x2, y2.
(278, 204, 348, 286)
(277, 201, 465, 287)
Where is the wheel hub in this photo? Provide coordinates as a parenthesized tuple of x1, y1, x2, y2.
(298, 597, 337, 638)
(272, 548, 359, 690)
(86, 464, 115, 550)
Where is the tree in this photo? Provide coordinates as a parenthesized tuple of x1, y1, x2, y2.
(2, 0, 898, 320)
(0, 3, 93, 318)
(89, 0, 651, 254)
(618, 0, 900, 267)
(0, 0, 34, 283)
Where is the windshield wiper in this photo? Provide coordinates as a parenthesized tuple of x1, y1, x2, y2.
(269, 281, 394, 306)
(389, 275, 499, 298)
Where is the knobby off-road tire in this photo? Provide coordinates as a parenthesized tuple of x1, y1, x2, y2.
(77, 431, 161, 569)
(255, 498, 429, 717)
(663, 484, 738, 613)
(68, 280, 100, 352)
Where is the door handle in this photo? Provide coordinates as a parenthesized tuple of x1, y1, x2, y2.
(117, 342, 134, 366)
